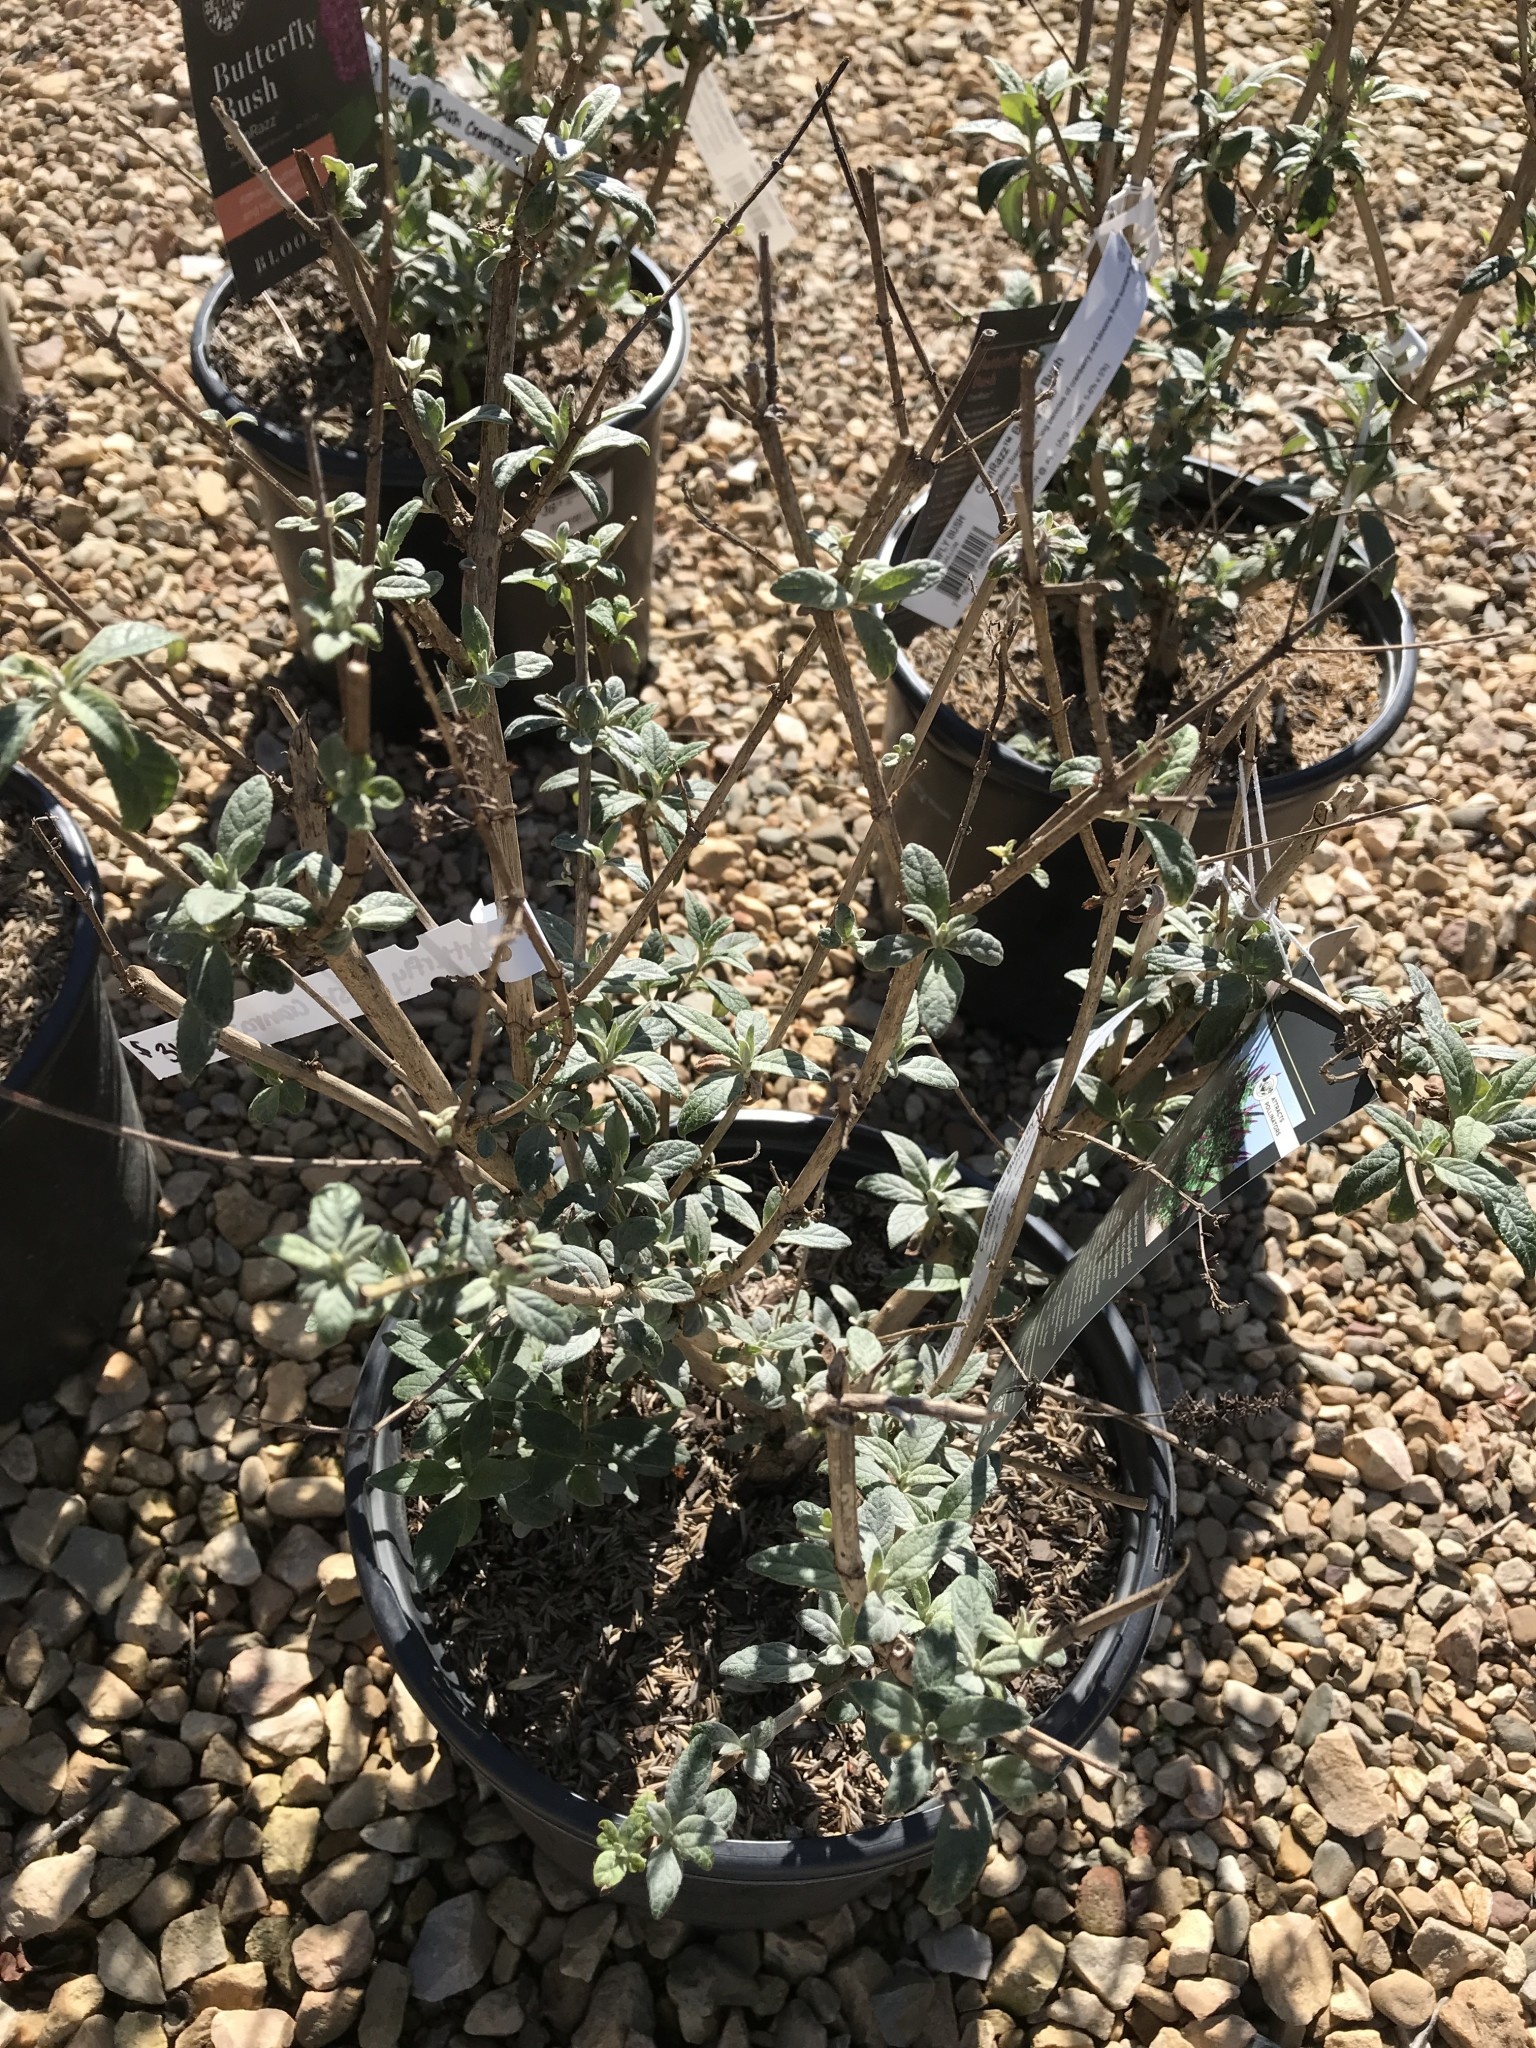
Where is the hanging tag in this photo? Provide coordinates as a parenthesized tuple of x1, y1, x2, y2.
(976, 990, 1376, 1450)
(633, 5, 795, 252)
(902, 229, 1150, 628)
(121, 905, 546, 1082)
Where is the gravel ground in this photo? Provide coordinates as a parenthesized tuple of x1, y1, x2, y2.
(4, 0, 1536, 2045)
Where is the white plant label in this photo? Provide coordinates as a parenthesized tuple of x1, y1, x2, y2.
(634, 5, 795, 253)
(543, 465, 615, 535)
(121, 903, 545, 1082)
(903, 229, 1150, 628)
(365, 37, 534, 173)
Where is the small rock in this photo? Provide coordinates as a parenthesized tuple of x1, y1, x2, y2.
(83, 1794, 178, 1859)
(1067, 1934, 1147, 2011)
(869, 1964, 936, 2047)
(250, 1304, 324, 1362)
(1434, 1606, 1483, 1685)
(464, 1988, 525, 2038)
(918, 1924, 992, 1980)
(1075, 1865, 1126, 1937)
(1369, 1972, 1435, 2029)
(211, 2020, 293, 2048)
(358, 1963, 409, 2048)
(1437, 1975, 1527, 2048)
(266, 1476, 345, 1520)
(1247, 1913, 1332, 2027)
(294, 1989, 363, 2048)
(261, 1807, 320, 1887)
(1220, 1680, 1283, 1728)
(408, 1893, 494, 2003)
(10, 1490, 85, 1568)
(1406, 1918, 1501, 1990)
(301, 1853, 393, 1924)
(291, 1914, 373, 1992)
(571, 1962, 653, 2048)
(160, 1907, 231, 1991)
(214, 1187, 275, 1251)
(201, 1526, 262, 1588)
(1301, 1729, 1390, 1837)
(1343, 1427, 1412, 1491)
(0, 1847, 95, 1938)
(53, 1528, 131, 1614)
(223, 1648, 315, 1720)
(1438, 580, 1490, 622)
(987, 1929, 1066, 2020)
(559, 1901, 619, 1984)
(114, 1583, 188, 1656)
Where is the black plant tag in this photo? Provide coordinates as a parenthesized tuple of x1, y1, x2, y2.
(179, 0, 377, 300)
(890, 302, 1067, 632)
(979, 989, 1377, 1443)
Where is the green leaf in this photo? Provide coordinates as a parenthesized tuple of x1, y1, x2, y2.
(900, 843, 951, 922)
(917, 951, 964, 1038)
(1049, 756, 1101, 792)
(64, 620, 182, 683)
(848, 1678, 924, 1741)
(851, 558, 945, 605)
(1462, 251, 1518, 295)
(0, 698, 44, 780)
(216, 776, 273, 878)
(678, 1071, 745, 1136)
(1137, 723, 1199, 797)
(884, 1519, 967, 1587)
(747, 1541, 843, 1592)
(935, 1697, 1028, 1744)
(851, 605, 900, 681)
(1432, 1155, 1536, 1274)
(925, 1779, 993, 1911)
(645, 1846, 683, 1917)
(1452, 1116, 1496, 1160)
(1407, 967, 1476, 1117)
(664, 1730, 715, 1817)
(504, 374, 561, 443)
(719, 1642, 815, 1691)
(1333, 1143, 1403, 1213)
(771, 567, 847, 610)
(1136, 819, 1198, 906)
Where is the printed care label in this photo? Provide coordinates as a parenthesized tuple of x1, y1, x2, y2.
(122, 903, 545, 1082)
(634, 4, 795, 253)
(902, 229, 1151, 629)
(180, 0, 376, 299)
(970, 991, 1377, 1449)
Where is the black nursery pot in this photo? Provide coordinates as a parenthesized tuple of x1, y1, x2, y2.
(880, 464, 1418, 1045)
(0, 770, 159, 1416)
(346, 1110, 1175, 1929)
(189, 252, 690, 740)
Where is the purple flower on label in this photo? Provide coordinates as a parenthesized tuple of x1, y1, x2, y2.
(319, 0, 370, 83)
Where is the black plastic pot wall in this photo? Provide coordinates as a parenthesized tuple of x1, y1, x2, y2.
(190, 254, 690, 740)
(346, 1111, 1175, 1929)
(0, 770, 159, 1417)
(880, 466, 1418, 1044)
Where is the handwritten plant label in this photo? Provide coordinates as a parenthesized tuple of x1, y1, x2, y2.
(122, 903, 544, 1082)
(180, 0, 377, 298)
(364, 35, 534, 174)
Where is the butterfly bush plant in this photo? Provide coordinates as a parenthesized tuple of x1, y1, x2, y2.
(938, 1, 1536, 757)
(18, 7, 1536, 1920)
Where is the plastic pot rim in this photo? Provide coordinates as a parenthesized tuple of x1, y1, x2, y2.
(190, 247, 691, 489)
(344, 1109, 1176, 1905)
(881, 460, 1419, 807)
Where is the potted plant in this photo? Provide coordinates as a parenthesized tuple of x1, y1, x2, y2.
(35, 60, 1536, 1924)
(187, 0, 752, 732)
(876, 13, 1536, 1039)
(0, 624, 175, 1409)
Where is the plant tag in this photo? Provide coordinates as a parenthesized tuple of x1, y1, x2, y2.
(901, 230, 1150, 630)
(364, 36, 534, 173)
(974, 991, 1377, 1448)
(542, 467, 616, 537)
(180, 0, 377, 300)
(121, 904, 545, 1082)
(634, 5, 796, 252)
